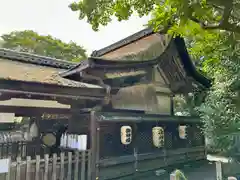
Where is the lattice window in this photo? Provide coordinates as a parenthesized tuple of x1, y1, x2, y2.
(194, 130, 202, 146)
(165, 131, 173, 149)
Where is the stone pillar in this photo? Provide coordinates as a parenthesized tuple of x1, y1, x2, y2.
(216, 161, 223, 180)
(170, 172, 176, 180)
(227, 177, 237, 180)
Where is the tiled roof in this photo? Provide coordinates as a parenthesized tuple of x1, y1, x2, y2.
(91, 28, 154, 57)
(0, 48, 101, 88)
(0, 48, 76, 69)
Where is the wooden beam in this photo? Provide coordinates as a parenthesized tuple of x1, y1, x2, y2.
(0, 93, 70, 102)
(0, 105, 73, 116)
(0, 93, 100, 107)
(97, 112, 201, 123)
(0, 98, 71, 109)
(0, 79, 106, 100)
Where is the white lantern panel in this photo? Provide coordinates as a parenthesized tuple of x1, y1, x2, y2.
(120, 126, 132, 145)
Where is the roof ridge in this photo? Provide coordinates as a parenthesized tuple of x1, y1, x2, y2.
(0, 48, 77, 69)
(91, 28, 154, 57)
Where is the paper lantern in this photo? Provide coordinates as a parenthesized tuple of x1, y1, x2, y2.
(152, 127, 164, 148)
(120, 126, 132, 145)
(178, 125, 187, 139)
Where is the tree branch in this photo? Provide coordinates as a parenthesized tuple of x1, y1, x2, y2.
(220, 0, 233, 25)
(190, 15, 240, 33)
(210, 3, 240, 24)
(188, 0, 240, 33)
(189, 16, 221, 29)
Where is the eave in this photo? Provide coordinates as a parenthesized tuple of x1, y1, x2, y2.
(60, 37, 211, 92)
(0, 79, 106, 101)
(96, 111, 201, 123)
(0, 48, 76, 69)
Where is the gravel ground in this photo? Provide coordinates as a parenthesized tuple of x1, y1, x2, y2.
(133, 160, 216, 180)
(183, 162, 216, 180)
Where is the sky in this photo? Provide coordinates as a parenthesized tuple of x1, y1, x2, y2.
(0, 0, 150, 55)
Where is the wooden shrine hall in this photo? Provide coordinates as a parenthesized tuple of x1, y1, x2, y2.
(0, 28, 211, 180)
(60, 28, 211, 180)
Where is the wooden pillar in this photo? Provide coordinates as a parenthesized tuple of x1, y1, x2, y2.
(90, 111, 100, 180)
(33, 116, 41, 155)
(170, 95, 174, 116)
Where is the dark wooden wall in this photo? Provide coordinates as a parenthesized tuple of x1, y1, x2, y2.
(98, 121, 204, 159)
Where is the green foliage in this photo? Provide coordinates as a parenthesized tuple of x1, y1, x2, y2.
(172, 24, 240, 156)
(174, 90, 207, 116)
(69, 0, 240, 33)
(196, 33, 240, 156)
(1, 30, 87, 62)
(174, 169, 187, 180)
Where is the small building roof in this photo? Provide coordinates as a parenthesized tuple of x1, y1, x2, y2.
(91, 28, 155, 57)
(0, 48, 101, 88)
(90, 28, 211, 89)
(60, 36, 211, 92)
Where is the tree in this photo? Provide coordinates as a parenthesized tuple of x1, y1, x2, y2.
(195, 32, 240, 157)
(1, 30, 87, 62)
(69, 0, 240, 33)
(170, 26, 240, 156)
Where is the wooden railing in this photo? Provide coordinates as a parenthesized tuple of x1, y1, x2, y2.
(98, 146, 206, 180)
(0, 150, 91, 180)
(0, 141, 46, 160)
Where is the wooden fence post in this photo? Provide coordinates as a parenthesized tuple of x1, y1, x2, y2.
(87, 150, 91, 180)
(52, 154, 57, 180)
(35, 155, 40, 180)
(60, 152, 65, 180)
(44, 154, 49, 180)
(26, 156, 31, 180)
(16, 157, 21, 180)
(81, 151, 86, 180)
(5, 157, 11, 180)
(67, 152, 72, 180)
(74, 151, 79, 180)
